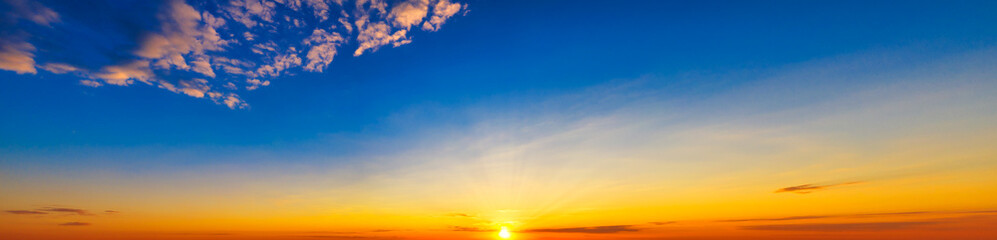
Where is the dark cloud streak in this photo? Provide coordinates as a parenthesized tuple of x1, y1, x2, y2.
(6, 210, 48, 215)
(523, 225, 640, 234)
(38, 207, 92, 215)
(59, 222, 91, 226)
(775, 181, 862, 194)
(742, 221, 936, 231)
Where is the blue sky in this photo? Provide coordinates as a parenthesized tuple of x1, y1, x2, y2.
(4, 2, 997, 238)
(2, 0, 997, 168)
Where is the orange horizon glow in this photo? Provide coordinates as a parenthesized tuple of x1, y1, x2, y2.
(3, 1, 997, 240)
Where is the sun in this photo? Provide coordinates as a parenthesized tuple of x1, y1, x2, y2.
(498, 226, 512, 239)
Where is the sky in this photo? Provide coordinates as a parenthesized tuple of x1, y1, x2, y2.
(2, 0, 997, 239)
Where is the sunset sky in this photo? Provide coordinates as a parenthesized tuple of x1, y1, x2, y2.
(2, 0, 997, 239)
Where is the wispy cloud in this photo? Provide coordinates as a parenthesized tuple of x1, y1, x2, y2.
(523, 225, 640, 234)
(37, 207, 92, 215)
(774, 181, 862, 194)
(0, 37, 36, 74)
(720, 215, 831, 222)
(0, 0, 466, 108)
(6, 210, 47, 215)
(58, 222, 91, 226)
(741, 221, 937, 231)
(719, 210, 997, 223)
(648, 221, 676, 225)
(448, 226, 491, 232)
(2, 0, 60, 26)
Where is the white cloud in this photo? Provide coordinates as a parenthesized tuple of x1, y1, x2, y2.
(225, 0, 277, 28)
(356, 0, 388, 15)
(202, 11, 226, 28)
(243, 32, 256, 41)
(3, 0, 468, 109)
(136, 0, 229, 72)
(251, 41, 278, 55)
(388, 0, 429, 29)
(3, 0, 60, 26)
(275, 0, 302, 10)
(337, 14, 353, 33)
(177, 78, 212, 98)
(353, 19, 410, 56)
(221, 93, 248, 109)
(422, 0, 462, 31)
(0, 38, 36, 74)
(304, 0, 331, 21)
(255, 48, 302, 77)
(302, 29, 344, 72)
(191, 56, 216, 77)
(93, 60, 153, 86)
(246, 78, 270, 90)
(79, 79, 102, 87)
(40, 63, 81, 74)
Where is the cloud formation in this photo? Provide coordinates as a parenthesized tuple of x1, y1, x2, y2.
(0, 37, 36, 74)
(37, 207, 92, 216)
(6, 207, 107, 216)
(0, 0, 466, 108)
(523, 225, 641, 234)
(58, 222, 91, 226)
(742, 221, 936, 231)
(6, 210, 47, 215)
(720, 215, 830, 222)
(719, 210, 997, 223)
(775, 181, 862, 194)
(448, 226, 490, 232)
(2, 0, 59, 26)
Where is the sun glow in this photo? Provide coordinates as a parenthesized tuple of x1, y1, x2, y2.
(499, 226, 512, 239)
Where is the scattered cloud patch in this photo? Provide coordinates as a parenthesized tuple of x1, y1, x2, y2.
(40, 63, 82, 74)
(0, 38, 37, 74)
(0, 0, 466, 109)
(422, 0, 462, 31)
(2, 0, 60, 26)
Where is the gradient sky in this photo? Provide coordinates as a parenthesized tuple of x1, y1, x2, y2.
(2, 0, 997, 240)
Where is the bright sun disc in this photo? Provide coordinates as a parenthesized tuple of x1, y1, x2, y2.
(499, 226, 511, 239)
